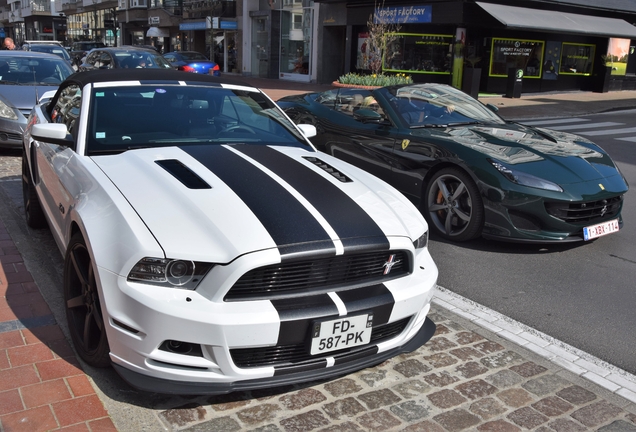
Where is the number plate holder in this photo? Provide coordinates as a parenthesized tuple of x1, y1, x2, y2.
(583, 219, 619, 241)
(309, 314, 373, 355)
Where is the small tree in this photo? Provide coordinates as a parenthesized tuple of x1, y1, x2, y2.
(365, 1, 401, 75)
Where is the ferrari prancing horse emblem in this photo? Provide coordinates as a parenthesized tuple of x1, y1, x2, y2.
(402, 139, 410, 150)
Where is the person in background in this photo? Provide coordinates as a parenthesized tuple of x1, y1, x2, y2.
(2, 38, 17, 50)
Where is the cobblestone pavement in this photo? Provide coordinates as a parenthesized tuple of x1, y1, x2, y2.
(3, 84, 636, 431)
(105, 304, 633, 432)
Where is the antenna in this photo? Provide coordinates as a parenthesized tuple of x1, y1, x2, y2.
(32, 66, 39, 104)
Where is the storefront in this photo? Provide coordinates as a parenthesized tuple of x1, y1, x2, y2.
(245, 0, 316, 81)
(313, 0, 636, 93)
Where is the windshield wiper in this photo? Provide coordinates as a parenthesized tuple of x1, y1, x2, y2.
(446, 121, 483, 126)
(411, 123, 448, 129)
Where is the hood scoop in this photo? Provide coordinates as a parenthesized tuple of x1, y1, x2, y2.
(156, 159, 211, 189)
(303, 156, 352, 183)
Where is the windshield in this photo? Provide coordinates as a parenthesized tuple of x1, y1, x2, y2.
(28, 45, 72, 61)
(0, 56, 75, 84)
(114, 52, 172, 69)
(380, 84, 505, 127)
(87, 84, 311, 155)
(181, 52, 209, 61)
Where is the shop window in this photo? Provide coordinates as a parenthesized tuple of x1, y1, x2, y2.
(560, 43, 595, 76)
(381, 33, 453, 74)
(489, 38, 544, 79)
(607, 38, 630, 76)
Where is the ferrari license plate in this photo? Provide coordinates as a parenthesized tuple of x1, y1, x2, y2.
(310, 314, 373, 355)
(583, 219, 619, 241)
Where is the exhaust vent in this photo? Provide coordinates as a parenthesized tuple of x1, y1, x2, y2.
(303, 157, 352, 183)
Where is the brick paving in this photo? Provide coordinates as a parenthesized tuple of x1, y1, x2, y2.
(2, 85, 636, 431)
(0, 218, 116, 431)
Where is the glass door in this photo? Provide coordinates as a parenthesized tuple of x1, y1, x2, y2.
(279, 0, 313, 82)
(251, 16, 269, 78)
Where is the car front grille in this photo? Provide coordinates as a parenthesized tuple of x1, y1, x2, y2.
(230, 316, 411, 368)
(224, 250, 410, 301)
(545, 196, 623, 224)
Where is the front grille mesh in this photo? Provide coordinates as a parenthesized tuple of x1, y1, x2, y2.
(225, 250, 409, 301)
(545, 196, 623, 223)
(230, 317, 411, 368)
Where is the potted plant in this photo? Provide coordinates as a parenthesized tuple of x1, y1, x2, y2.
(462, 54, 482, 99)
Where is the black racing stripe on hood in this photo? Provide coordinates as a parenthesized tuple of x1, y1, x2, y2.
(234, 145, 390, 252)
(182, 145, 333, 248)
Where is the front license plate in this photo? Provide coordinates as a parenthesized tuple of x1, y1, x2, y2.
(310, 314, 373, 355)
(583, 219, 620, 241)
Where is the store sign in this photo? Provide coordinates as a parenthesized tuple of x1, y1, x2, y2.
(148, 17, 160, 25)
(179, 21, 209, 31)
(220, 21, 237, 29)
(374, 5, 431, 24)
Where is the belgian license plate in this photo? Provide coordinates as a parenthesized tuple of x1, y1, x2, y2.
(310, 314, 373, 355)
(583, 219, 619, 241)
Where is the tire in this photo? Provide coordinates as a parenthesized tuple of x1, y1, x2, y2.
(424, 167, 484, 242)
(21, 153, 47, 229)
(64, 233, 111, 367)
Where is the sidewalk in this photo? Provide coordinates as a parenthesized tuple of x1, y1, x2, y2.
(2, 82, 636, 431)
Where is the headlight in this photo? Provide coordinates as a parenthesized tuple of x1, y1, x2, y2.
(128, 257, 214, 290)
(413, 231, 429, 249)
(489, 159, 563, 192)
(0, 100, 18, 120)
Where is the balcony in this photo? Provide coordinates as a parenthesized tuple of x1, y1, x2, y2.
(21, 0, 50, 17)
(182, 0, 235, 18)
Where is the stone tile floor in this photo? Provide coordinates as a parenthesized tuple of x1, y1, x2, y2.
(144, 306, 636, 431)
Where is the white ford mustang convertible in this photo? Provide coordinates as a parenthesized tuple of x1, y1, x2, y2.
(22, 69, 438, 394)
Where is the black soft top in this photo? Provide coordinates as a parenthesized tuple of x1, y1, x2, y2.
(60, 68, 250, 89)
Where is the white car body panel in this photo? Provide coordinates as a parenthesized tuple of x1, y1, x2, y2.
(22, 69, 438, 394)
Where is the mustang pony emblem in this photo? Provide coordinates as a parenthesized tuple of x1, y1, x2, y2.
(383, 254, 402, 275)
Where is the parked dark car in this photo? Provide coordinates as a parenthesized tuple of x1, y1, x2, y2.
(21, 40, 74, 67)
(79, 46, 172, 71)
(278, 83, 629, 243)
(70, 41, 107, 67)
(163, 51, 221, 76)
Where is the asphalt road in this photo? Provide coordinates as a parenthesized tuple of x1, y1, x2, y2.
(0, 109, 634, 380)
(430, 109, 636, 375)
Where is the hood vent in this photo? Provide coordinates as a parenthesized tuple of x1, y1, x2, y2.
(303, 157, 352, 183)
(156, 159, 211, 189)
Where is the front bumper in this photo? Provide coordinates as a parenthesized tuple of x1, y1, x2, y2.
(113, 317, 436, 395)
(97, 246, 438, 394)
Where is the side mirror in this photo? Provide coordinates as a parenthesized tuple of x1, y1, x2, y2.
(297, 123, 317, 138)
(485, 103, 499, 113)
(31, 123, 74, 147)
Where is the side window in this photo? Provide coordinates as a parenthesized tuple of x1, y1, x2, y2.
(86, 51, 99, 66)
(51, 85, 82, 138)
(100, 53, 112, 68)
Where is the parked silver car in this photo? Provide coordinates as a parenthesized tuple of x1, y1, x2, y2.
(0, 51, 75, 149)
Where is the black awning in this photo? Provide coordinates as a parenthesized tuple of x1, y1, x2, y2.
(476, 2, 636, 38)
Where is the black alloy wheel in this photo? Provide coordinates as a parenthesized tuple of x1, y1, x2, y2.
(21, 153, 47, 229)
(425, 167, 484, 242)
(64, 233, 111, 367)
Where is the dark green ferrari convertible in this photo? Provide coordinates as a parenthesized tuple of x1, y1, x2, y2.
(278, 83, 628, 243)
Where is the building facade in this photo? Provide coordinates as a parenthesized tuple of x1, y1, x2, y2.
(2, 0, 635, 94)
(314, 0, 636, 93)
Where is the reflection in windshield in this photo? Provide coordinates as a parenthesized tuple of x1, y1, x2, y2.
(87, 84, 310, 155)
(382, 84, 505, 127)
(0, 56, 74, 84)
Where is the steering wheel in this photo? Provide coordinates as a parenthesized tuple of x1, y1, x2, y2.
(221, 125, 257, 134)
